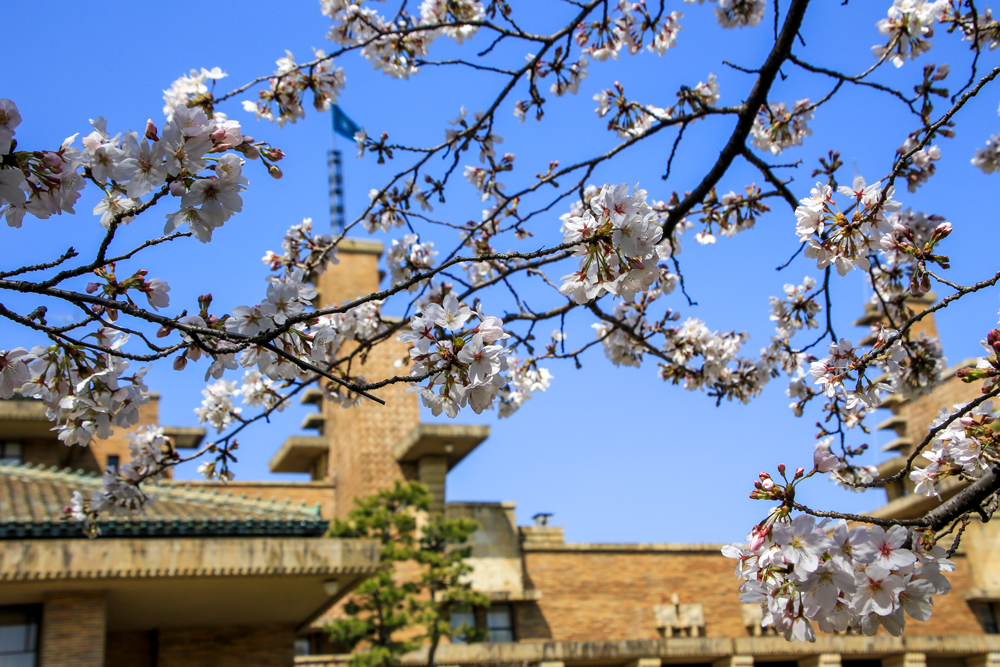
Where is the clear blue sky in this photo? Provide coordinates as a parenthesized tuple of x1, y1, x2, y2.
(3, 1, 999, 543)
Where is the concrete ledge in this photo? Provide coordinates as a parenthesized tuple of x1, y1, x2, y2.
(162, 426, 206, 449)
(295, 635, 1000, 666)
(270, 436, 329, 474)
(393, 423, 490, 470)
(337, 238, 384, 256)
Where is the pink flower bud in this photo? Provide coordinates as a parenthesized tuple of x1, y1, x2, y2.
(777, 463, 786, 475)
(267, 164, 283, 179)
(173, 356, 187, 371)
(145, 119, 159, 141)
(931, 222, 952, 242)
(156, 325, 172, 338)
(86, 282, 99, 294)
(42, 152, 62, 169)
(759, 471, 770, 480)
(794, 467, 805, 479)
(762, 478, 775, 491)
(168, 180, 185, 197)
(210, 127, 227, 144)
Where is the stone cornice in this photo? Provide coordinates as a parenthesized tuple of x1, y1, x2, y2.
(0, 536, 379, 581)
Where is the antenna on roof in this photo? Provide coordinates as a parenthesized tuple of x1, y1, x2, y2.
(532, 513, 553, 526)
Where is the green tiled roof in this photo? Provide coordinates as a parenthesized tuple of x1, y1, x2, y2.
(0, 462, 328, 539)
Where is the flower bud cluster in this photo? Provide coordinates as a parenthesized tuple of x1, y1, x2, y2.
(726, 513, 953, 641)
(692, 185, 769, 244)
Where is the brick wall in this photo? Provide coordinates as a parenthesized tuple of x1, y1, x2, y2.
(520, 549, 985, 641)
(39, 591, 106, 667)
(105, 631, 156, 667)
(157, 624, 296, 667)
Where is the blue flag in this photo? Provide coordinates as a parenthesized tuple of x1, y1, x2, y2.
(332, 105, 361, 140)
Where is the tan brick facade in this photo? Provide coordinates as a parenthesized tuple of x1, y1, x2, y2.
(40, 591, 107, 667)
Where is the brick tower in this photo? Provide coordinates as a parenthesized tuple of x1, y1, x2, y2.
(268, 239, 489, 517)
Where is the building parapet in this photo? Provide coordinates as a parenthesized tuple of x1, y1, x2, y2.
(296, 636, 1000, 666)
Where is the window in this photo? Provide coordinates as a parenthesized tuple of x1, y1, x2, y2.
(106, 455, 120, 474)
(0, 605, 40, 667)
(486, 604, 514, 643)
(449, 608, 477, 644)
(0, 442, 23, 465)
(971, 601, 1000, 634)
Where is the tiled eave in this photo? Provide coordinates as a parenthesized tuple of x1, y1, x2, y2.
(0, 517, 328, 540)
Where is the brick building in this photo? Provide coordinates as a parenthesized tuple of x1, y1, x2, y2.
(1, 239, 999, 666)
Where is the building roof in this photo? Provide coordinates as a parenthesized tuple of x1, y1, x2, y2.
(0, 462, 328, 539)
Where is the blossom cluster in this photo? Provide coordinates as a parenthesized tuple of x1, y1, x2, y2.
(909, 400, 999, 497)
(725, 513, 953, 640)
(66, 426, 176, 537)
(314, 0, 484, 89)
(873, 0, 948, 67)
(402, 288, 514, 416)
(795, 176, 901, 276)
(558, 183, 666, 304)
(0, 95, 262, 242)
(242, 49, 346, 126)
(750, 99, 813, 156)
(3, 331, 151, 448)
(386, 234, 438, 291)
(769, 277, 820, 338)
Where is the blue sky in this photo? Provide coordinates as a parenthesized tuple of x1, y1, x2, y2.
(3, 1, 999, 543)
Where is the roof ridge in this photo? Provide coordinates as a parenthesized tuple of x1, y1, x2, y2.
(0, 464, 320, 518)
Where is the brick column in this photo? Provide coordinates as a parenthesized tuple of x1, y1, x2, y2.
(315, 240, 421, 517)
(714, 657, 754, 667)
(419, 455, 448, 514)
(885, 654, 927, 667)
(40, 591, 106, 667)
(801, 655, 841, 667)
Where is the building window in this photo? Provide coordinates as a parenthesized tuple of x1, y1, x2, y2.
(971, 601, 1000, 634)
(449, 608, 477, 644)
(486, 604, 514, 643)
(106, 455, 120, 474)
(0, 442, 23, 465)
(0, 605, 40, 667)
